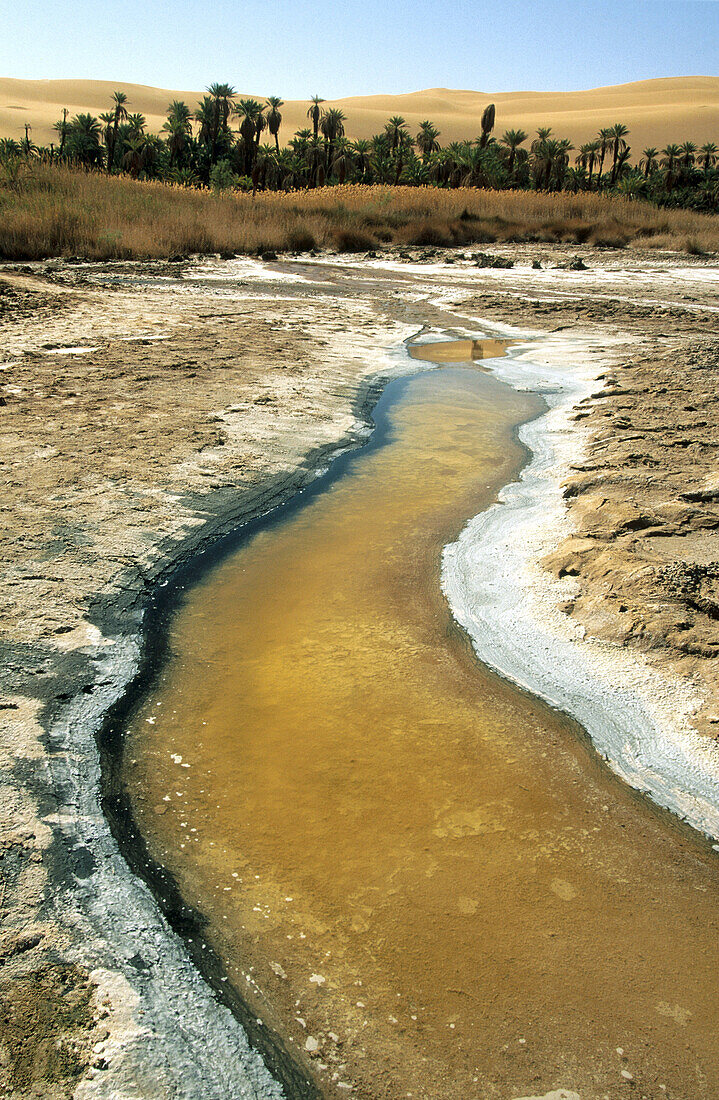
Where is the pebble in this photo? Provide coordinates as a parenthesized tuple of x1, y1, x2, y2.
(305, 1035, 319, 1052)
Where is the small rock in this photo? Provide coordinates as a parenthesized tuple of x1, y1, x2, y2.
(621, 1069, 634, 1081)
(305, 1035, 319, 1052)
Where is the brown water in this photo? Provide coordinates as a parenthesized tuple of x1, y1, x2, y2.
(124, 354, 719, 1100)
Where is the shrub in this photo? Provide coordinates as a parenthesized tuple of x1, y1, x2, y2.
(332, 227, 377, 252)
(209, 160, 237, 193)
(685, 237, 705, 256)
(395, 220, 455, 247)
(285, 226, 317, 252)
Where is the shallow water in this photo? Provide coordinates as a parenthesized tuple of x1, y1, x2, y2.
(409, 338, 515, 363)
(124, 353, 719, 1100)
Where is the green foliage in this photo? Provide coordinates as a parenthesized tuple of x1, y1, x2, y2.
(0, 86, 712, 220)
(209, 159, 237, 192)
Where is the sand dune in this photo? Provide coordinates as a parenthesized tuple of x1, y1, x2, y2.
(1, 75, 717, 154)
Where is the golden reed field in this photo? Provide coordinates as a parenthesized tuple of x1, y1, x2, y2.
(1, 75, 718, 151)
(2, 167, 718, 260)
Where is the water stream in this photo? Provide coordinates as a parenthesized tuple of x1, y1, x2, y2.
(121, 345, 719, 1100)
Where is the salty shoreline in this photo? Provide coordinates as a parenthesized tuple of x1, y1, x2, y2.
(1, 248, 718, 1097)
(444, 332, 719, 842)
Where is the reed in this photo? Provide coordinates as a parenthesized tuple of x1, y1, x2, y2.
(1, 163, 717, 260)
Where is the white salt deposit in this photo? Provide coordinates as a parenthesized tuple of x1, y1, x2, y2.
(436, 331, 719, 841)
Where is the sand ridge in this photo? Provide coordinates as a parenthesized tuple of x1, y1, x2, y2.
(1, 74, 717, 152)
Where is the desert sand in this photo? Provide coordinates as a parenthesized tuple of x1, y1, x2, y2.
(1, 74, 717, 152)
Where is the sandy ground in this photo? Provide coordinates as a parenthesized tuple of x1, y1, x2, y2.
(0, 246, 717, 1097)
(1, 74, 718, 152)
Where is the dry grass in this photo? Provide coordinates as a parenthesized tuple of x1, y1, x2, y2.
(1, 164, 718, 260)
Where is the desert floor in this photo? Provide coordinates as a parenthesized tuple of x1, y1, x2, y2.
(0, 244, 717, 1098)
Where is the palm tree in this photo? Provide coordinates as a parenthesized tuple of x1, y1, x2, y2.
(444, 142, 467, 188)
(576, 140, 600, 188)
(608, 123, 629, 186)
(563, 166, 587, 193)
(306, 135, 325, 187)
(640, 147, 658, 178)
(530, 131, 553, 189)
(126, 113, 147, 138)
(661, 143, 681, 191)
(20, 124, 39, 158)
(307, 96, 325, 140)
(403, 156, 429, 187)
(532, 135, 572, 191)
(596, 127, 612, 183)
(266, 97, 284, 151)
(254, 107, 267, 149)
(392, 130, 414, 185)
(616, 171, 646, 200)
(235, 98, 263, 173)
(0, 138, 22, 161)
(352, 139, 372, 182)
(67, 113, 103, 167)
(500, 128, 527, 179)
(699, 142, 718, 172)
(195, 96, 215, 147)
(679, 141, 697, 170)
(320, 108, 346, 175)
(462, 145, 491, 187)
(661, 143, 680, 171)
(99, 111, 115, 166)
(332, 137, 354, 184)
(53, 108, 69, 159)
(122, 134, 155, 178)
(416, 121, 441, 163)
(170, 166, 200, 187)
(162, 101, 193, 169)
(107, 91, 128, 173)
(207, 83, 236, 164)
(479, 103, 495, 148)
(385, 116, 407, 154)
(553, 138, 574, 190)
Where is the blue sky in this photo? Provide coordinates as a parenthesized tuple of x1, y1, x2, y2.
(2, 0, 718, 96)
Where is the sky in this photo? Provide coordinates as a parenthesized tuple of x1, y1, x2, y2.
(1, 0, 718, 97)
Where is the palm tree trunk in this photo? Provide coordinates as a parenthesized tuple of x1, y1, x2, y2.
(211, 102, 219, 165)
(610, 142, 620, 186)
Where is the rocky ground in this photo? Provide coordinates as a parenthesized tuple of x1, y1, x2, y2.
(0, 246, 717, 1098)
